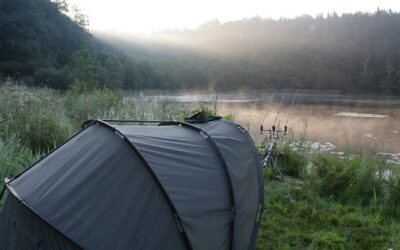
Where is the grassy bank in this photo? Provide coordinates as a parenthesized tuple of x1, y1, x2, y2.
(257, 141, 400, 249)
(0, 83, 192, 187)
(1, 84, 400, 249)
(257, 179, 400, 249)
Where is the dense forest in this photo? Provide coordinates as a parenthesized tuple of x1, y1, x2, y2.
(0, 0, 143, 90)
(99, 10, 400, 94)
(1, 0, 400, 94)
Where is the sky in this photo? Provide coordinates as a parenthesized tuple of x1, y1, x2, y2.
(67, 0, 400, 34)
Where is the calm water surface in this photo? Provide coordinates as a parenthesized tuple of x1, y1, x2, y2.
(165, 91, 400, 164)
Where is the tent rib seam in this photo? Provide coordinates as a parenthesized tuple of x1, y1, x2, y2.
(96, 120, 193, 250)
(5, 120, 97, 187)
(1, 121, 99, 248)
(233, 123, 265, 250)
(166, 122, 238, 250)
(5, 185, 83, 249)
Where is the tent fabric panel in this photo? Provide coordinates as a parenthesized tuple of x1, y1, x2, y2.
(195, 120, 264, 250)
(0, 192, 81, 250)
(117, 125, 232, 250)
(9, 125, 186, 250)
(116, 125, 197, 140)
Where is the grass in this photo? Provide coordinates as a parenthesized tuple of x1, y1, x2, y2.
(1, 82, 400, 249)
(257, 179, 400, 249)
(0, 83, 193, 187)
(0, 135, 39, 186)
(257, 137, 400, 249)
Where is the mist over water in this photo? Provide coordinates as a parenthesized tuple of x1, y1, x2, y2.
(156, 91, 400, 164)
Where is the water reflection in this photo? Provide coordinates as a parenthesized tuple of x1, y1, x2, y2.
(158, 91, 400, 164)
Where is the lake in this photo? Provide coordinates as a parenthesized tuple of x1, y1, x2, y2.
(159, 90, 400, 164)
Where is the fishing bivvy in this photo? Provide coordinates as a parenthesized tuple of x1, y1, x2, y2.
(0, 113, 264, 250)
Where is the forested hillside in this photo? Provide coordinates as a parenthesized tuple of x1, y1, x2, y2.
(1, 0, 400, 94)
(98, 10, 400, 94)
(0, 0, 149, 90)
(0, 0, 89, 88)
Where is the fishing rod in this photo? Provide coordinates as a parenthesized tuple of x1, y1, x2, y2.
(285, 91, 298, 126)
(283, 90, 299, 136)
(260, 88, 298, 181)
(274, 90, 298, 149)
(260, 88, 287, 139)
(257, 89, 275, 145)
(273, 90, 300, 176)
(273, 87, 287, 127)
(260, 88, 275, 128)
(260, 88, 288, 180)
(262, 138, 284, 178)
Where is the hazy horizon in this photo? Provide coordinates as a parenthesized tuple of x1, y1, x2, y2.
(66, 0, 400, 34)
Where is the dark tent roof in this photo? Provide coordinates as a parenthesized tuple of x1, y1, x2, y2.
(0, 117, 264, 250)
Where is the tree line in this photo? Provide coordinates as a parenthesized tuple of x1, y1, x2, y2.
(1, 0, 400, 94)
(100, 9, 400, 94)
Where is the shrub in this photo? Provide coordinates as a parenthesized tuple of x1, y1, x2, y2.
(277, 144, 307, 178)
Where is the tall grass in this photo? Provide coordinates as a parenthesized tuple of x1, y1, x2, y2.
(264, 133, 400, 220)
(256, 179, 400, 249)
(0, 135, 39, 185)
(0, 83, 193, 187)
(259, 136, 400, 249)
(0, 84, 191, 151)
(0, 85, 74, 152)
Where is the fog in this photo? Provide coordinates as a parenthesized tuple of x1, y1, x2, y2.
(68, 0, 400, 34)
(96, 12, 400, 163)
(142, 90, 399, 163)
(94, 11, 400, 95)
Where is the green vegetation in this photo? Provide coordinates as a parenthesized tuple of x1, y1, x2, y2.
(1, 0, 400, 94)
(0, 0, 90, 88)
(0, 0, 162, 90)
(257, 140, 400, 249)
(98, 10, 400, 94)
(1, 0, 400, 248)
(1, 84, 400, 249)
(257, 179, 400, 249)
(0, 83, 190, 187)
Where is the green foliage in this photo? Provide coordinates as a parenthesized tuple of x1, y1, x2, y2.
(381, 173, 400, 219)
(156, 97, 189, 120)
(0, 85, 74, 152)
(70, 5, 89, 31)
(0, 83, 193, 152)
(223, 113, 235, 121)
(64, 88, 124, 126)
(2, 1, 400, 94)
(256, 180, 400, 250)
(277, 145, 307, 178)
(307, 153, 395, 207)
(1, 84, 400, 250)
(66, 49, 100, 89)
(33, 67, 69, 88)
(259, 136, 400, 249)
(0, 0, 90, 85)
(0, 135, 39, 186)
(97, 10, 400, 94)
(0, 84, 196, 191)
(309, 231, 346, 249)
(266, 140, 400, 209)
(192, 104, 216, 116)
